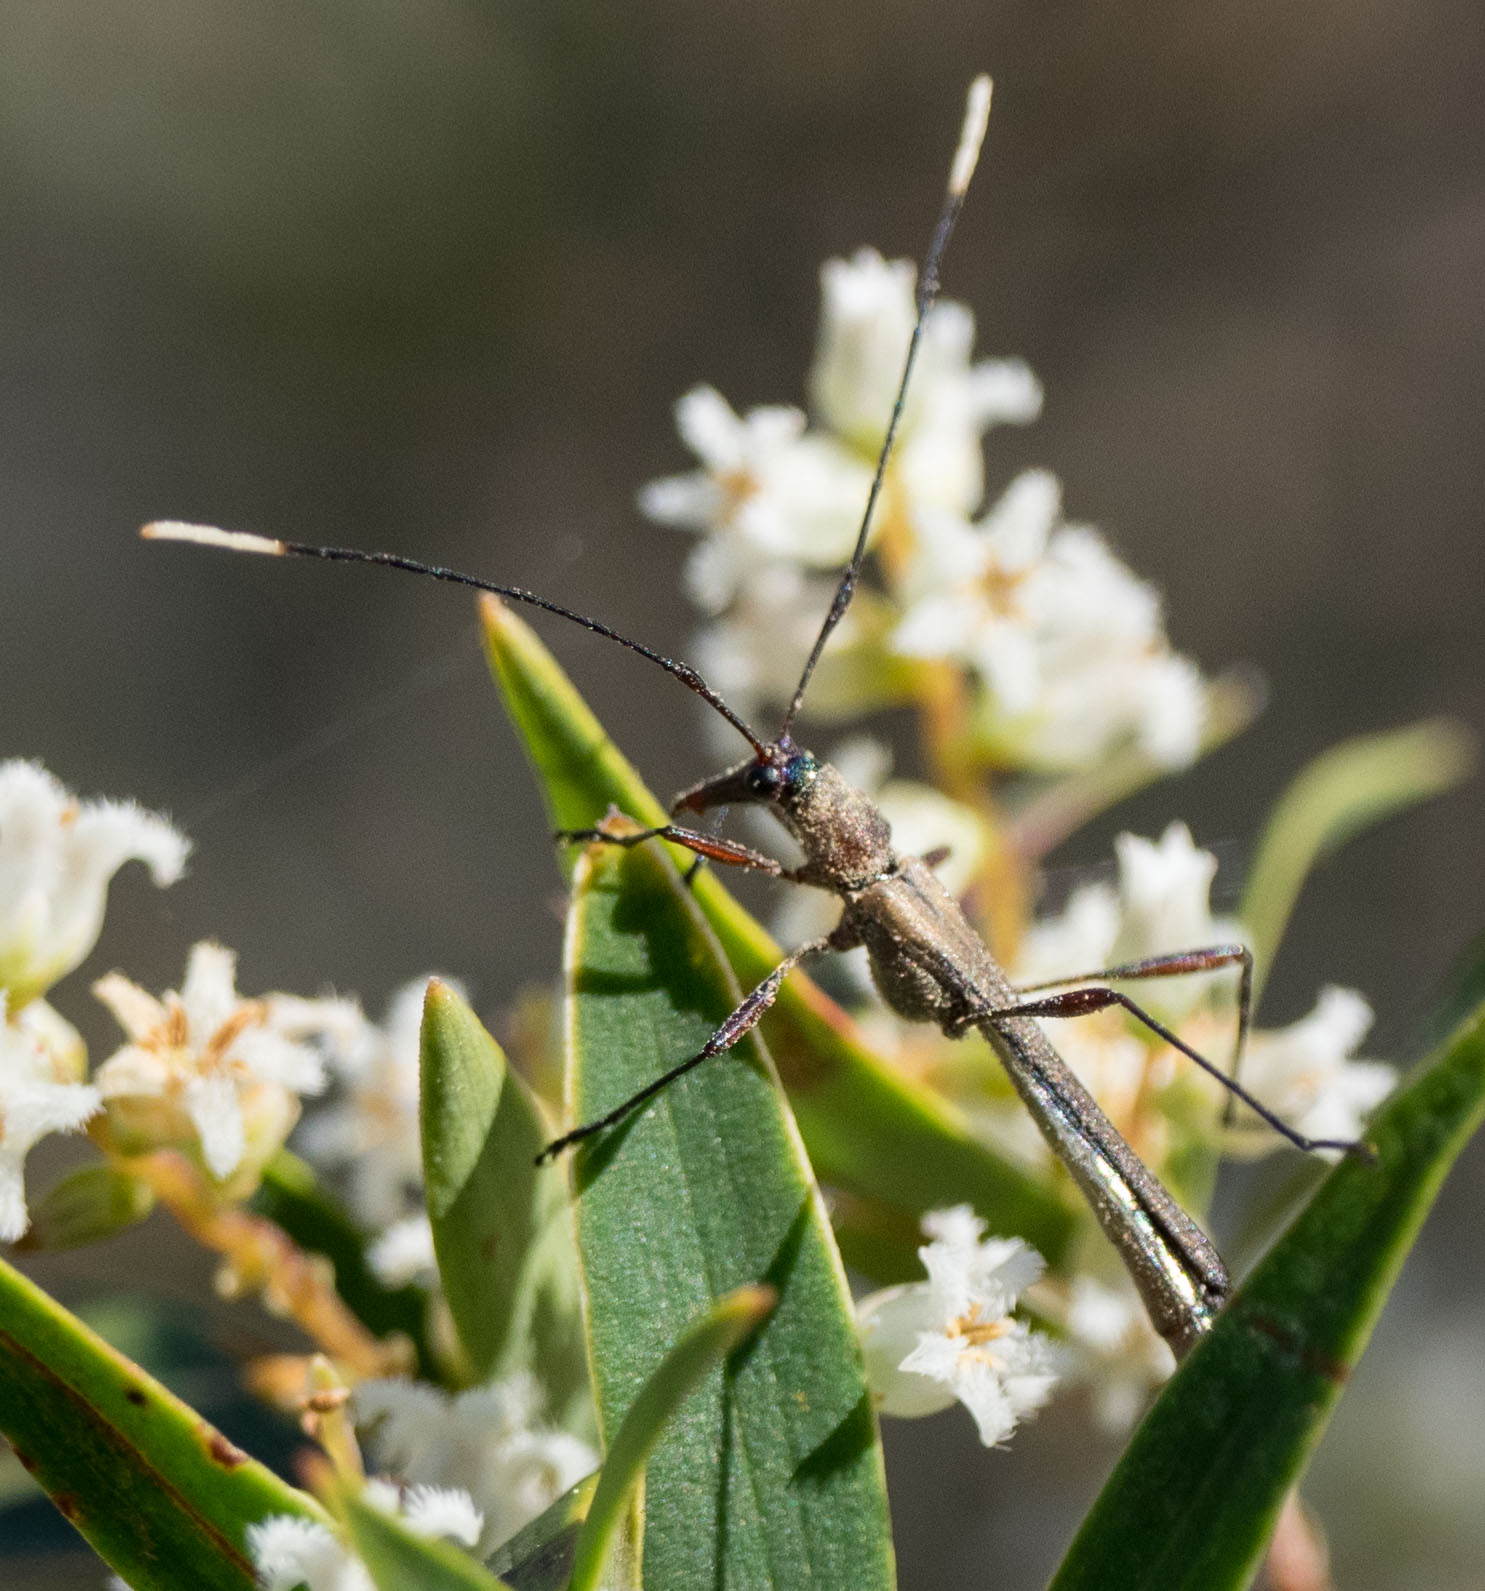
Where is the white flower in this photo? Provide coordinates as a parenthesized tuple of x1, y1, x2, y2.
(641, 249, 1040, 630)
(1109, 823, 1223, 964)
(1228, 986, 1394, 1156)
(808, 248, 1041, 510)
(295, 976, 456, 1230)
(93, 943, 359, 1183)
(1016, 882, 1123, 989)
(0, 994, 101, 1241)
(354, 1372, 597, 1554)
(1018, 822, 1236, 1029)
(856, 1206, 1057, 1447)
(808, 248, 920, 449)
(1040, 1272, 1175, 1434)
(367, 1213, 436, 1288)
(639, 386, 871, 611)
(1009, 825, 1390, 1163)
(901, 308, 1043, 519)
(0, 761, 189, 1008)
(248, 1483, 482, 1591)
(690, 562, 892, 738)
(891, 472, 1208, 770)
(967, 823, 1233, 1173)
(250, 1514, 369, 1591)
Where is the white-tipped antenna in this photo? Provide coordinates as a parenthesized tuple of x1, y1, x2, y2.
(140, 521, 767, 751)
(950, 74, 993, 199)
(142, 522, 287, 556)
(779, 75, 993, 738)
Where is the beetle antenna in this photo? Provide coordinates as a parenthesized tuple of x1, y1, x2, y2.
(141, 522, 769, 753)
(779, 73, 992, 738)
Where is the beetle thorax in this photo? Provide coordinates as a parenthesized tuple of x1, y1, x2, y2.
(777, 758, 894, 891)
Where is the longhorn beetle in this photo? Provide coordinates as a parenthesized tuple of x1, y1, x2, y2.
(144, 77, 1363, 1358)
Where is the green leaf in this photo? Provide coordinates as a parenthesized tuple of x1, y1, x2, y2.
(341, 1482, 516, 1591)
(1049, 999, 1485, 1591)
(1240, 718, 1473, 991)
(565, 830, 896, 1590)
(0, 1251, 325, 1590)
(419, 979, 589, 1424)
(252, 1150, 437, 1379)
(568, 1284, 777, 1591)
(481, 594, 1073, 1274)
(19, 1162, 155, 1250)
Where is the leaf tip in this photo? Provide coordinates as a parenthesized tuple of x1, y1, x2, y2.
(714, 1282, 780, 1348)
(422, 976, 456, 1014)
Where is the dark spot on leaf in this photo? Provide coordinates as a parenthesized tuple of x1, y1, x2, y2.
(1303, 1345, 1349, 1384)
(1243, 1309, 1349, 1385)
(12, 1446, 38, 1474)
(207, 1430, 248, 1468)
(481, 1232, 500, 1263)
(53, 1492, 81, 1521)
(1244, 1310, 1299, 1354)
(125, 1386, 147, 1407)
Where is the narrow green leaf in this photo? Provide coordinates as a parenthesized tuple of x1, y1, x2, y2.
(568, 1285, 776, 1591)
(420, 981, 588, 1422)
(481, 594, 1073, 1272)
(565, 832, 896, 1590)
(252, 1149, 436, 1379)
(341, 1482, 516, 1591)
(19, 1162, 155, 1250)
(0, 1251, 324, 1591)
(1240, 719, 1473, 989)
(1050, 1000, 1485, 1591)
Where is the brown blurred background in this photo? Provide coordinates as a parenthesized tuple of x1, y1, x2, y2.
(3, 3, 1484, 1586)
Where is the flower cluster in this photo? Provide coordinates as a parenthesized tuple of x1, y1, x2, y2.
(354, 1372, 598, 1554)
(642, 247, 1205, 768)
(0, 756, 598, 1582)
(0, 760, 386, 1231)
(997, 821, 1391, 1176)
(249, 1481, 484, 1591)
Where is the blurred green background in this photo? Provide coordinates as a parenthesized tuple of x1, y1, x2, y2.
(3, 3, 1483, 1587)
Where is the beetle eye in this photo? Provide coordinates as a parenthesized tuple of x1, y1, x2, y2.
(744, 763, 781, 797)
